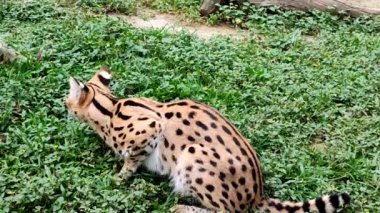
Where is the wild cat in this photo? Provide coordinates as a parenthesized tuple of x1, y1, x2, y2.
(65, 67, 350, 213)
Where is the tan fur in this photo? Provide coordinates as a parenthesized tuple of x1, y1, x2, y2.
(65, 68, 350, 213)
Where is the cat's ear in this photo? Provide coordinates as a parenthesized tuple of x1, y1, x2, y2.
(68, 77, 87, 101)
(88, 66, 112, 89)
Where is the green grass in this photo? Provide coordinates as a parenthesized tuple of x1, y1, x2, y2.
(1, 0, 379, 212)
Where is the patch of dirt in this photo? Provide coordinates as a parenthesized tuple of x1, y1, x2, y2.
(310, 143, 328, 151)
(108, 9, 250, 40)
(309, 131, 328, 151)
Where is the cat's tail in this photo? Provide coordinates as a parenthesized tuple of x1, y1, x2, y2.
(256, 193, 351, 213)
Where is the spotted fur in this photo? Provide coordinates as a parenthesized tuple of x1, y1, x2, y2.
(65, 67, 351, 213)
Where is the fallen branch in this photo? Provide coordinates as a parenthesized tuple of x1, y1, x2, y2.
(200, 0, 380, 17)
(249, 0, 380, 17)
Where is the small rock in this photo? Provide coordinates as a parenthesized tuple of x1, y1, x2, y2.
(0, 41, 26, 64)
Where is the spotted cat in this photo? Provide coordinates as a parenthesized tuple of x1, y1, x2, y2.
(65, 67, 350, 213)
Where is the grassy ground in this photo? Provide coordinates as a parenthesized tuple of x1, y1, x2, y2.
(1, 0, 379, 212)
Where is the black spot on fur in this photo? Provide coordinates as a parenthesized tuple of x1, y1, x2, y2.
(210, 122, 217, 129)
(248, 158, 254, 167)
(197, 193, 204, 201)
(176, 101, 188, 106)
(253, 184, 258, 193)
(181, 144, 186, 150)
(239, 204, 246, 210)
(246, 193, 252, 201)
(219, 198, 228, 207)
(240, 148, 248, 156)
(211, 201, 220, 208)
(237, 192, 243, 200)
(204, 136, 212, 143)
(222, 125, 232, 135)
(114, 126, 124, 131)
(164, 138, 169, 148)
(210, 160, 217, 167)
(198, 167, 206, 172)
(187, 136, 195, 142)
(228, 158, 233, 165)
(182, 119, 190, 125)
(229, 166, 236, 175)
(186, 165, 193, 171)
(195, 121, 208, 130)
(239, 177, 246, 185)
(221, 183, 229, 191)
(219, 172, 226, 181)
(205, 193, 212, 201)
(167, 101, 188, 107)
(171, 155, 177, 163)
(233, 137, 241, 146)
(195, 178, 203, 185)
(176, 112, 181, 118)
(176, 128, 183, 135)
(216, 135, 225, 145)
(149, 121, 156, 128)
(203, 109, 218, 121)
(232, 182, 238, 189)
(196, 159, 204, 164)
(165, 112, 174, 119)
(190, 105, 200, 109)
(213, 152, 220, 159)
(188, 111, 196, 119)
(188, 147, 195, 153)
(206, 185, 215, 192)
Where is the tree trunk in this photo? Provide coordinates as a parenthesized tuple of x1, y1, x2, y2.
(200, 0, 380, 17)
(200, 0, 222, 16)
(249, 0, 380, 17)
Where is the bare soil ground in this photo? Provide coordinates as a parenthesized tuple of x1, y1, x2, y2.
(108, 9, 250, 40)
(109, 0, 379, 39)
